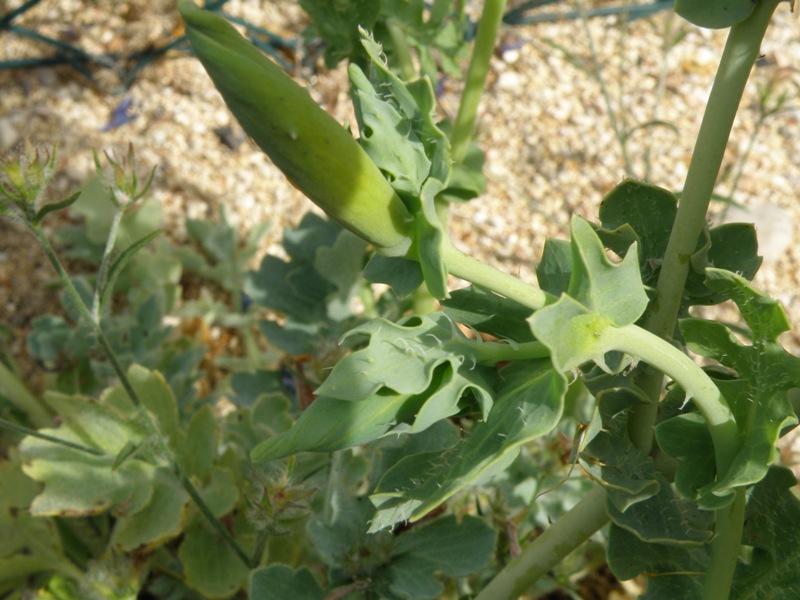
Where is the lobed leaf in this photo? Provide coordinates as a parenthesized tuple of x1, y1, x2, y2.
(349, 31, 452, 298)
(369, 361, 565, 531)
(251, 313, 497, 462)
(673, 269, 800, 498)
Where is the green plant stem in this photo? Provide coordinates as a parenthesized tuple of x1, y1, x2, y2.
(0, 417, 103, 455)
(703, 487, 747, 600)
(470, 340, 550, 364)
(608, 324, 738, 475)
(0, 360, 52, 427)
(443, 242, 553, 310)
(630, 0, 779, 455)
(476, 485, 609, 599)
(645, 0, 779, 343)
(449, 0, 507, 164)
(91, 208, 123, 322)
(30, 224, 253, 569)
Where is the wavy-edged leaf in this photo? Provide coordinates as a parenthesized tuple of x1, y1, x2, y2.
(440, 285, 535, 342)
(349, 31, 452, 298)
(369, 360, 565, 531)
(675, 269, 800, 498)
(733, 466, 800, 598)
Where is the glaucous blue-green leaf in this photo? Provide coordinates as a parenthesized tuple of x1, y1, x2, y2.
(732, 466, 800, 598)
(676, 269, 799, 497)
(383, 516, 495, 599)
(178, 518, 251, 598)
(684, 223, 762, 306)
(580, 388, 660, 512)
(440, 285, 535, 342)
(567, 216, 648, 326)
(250, 565, 324, 600)
(317, 314, 492, 405)
(176, 403, 216, 480)
(607, 473, 713, 546)
(655, 411, 717, 502)
(298, 0, 381, 68)
(536, 238, 572, 297)
(314, 230, 368, 320)
(369, 360, 565, 531)
(364, 254, 425, 297)
(251, 313, 496, 462)
(111, 469, 189, 552)
(349, 31, 452, 298)
(607, 525, 705, 599)
(530, 216, 648, 374)
(0, 459, 82, 592)
(595, 180, 676, 283)
(21, 437, 155, 518)
(674, 0, 757, 28)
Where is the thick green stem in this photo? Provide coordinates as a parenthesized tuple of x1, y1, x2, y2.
(630, 0, 779, 457)
(476, 486, 609, 599)
(449, 0, 507, 164)
(443, 242, 553, 310)
(31, 225, 253, 569)
(703, 488, 747, 600)
(471, 340, 550, 364)
(645, 0, 780, 342)
(609, 324, 738, 475)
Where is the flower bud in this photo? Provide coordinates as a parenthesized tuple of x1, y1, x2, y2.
(179, 0, 413, 255)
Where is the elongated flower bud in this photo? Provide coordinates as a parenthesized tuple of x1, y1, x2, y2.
(179, 1, 413, 254)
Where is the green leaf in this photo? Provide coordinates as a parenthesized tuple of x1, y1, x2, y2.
(314, 229, 369, 321)
(607, 525, 705, 599)
(364, 254, 424, 298)
(674, 0, 757, 28)
(440, 285, 535, 343)
(595, 180, 676, 285)
(369, 361, 565, 531)
(99, 229, 162, 313)
(529, 216, 648, 374)
(111, 468, 189, 552)
(655, 411, 716, 501)
(580, 388, 661, 512)
(250, 565, 324, 600)
(684, 223, 762, 306)
(349, 31, 452, 298)
(298, 0, 381, 67)
(536, 238, 573, 297)
(125, 365, 180, 443)
(384, 516, 496, 599)
(316, 314, 490, 405)
(33, 190, 80, 225)
(19, 404, 155, 517)
(178, 518, 250, 598)
(177, 403, 217, 480)
(732, 466, 800, 598)
(676, 269, 800, 497)
(567, 216, 648, 326)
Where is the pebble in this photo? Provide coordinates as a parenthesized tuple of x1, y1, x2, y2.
(0, 117, 20, 150)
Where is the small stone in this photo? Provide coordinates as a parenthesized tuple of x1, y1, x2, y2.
(0, 117, 20, 150)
